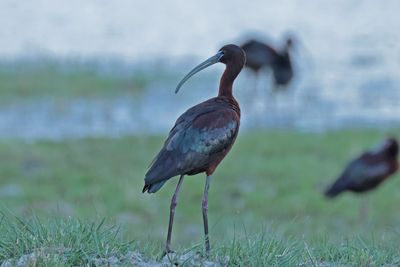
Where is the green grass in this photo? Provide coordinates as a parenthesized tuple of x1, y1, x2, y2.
(0, 214, 134, 266)
(1, 213, 400, 266)
(0, 61, 151, 101)
(1, 129, 400, 265)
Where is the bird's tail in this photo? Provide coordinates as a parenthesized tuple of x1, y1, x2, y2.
(324, 179, 346, 198)
(142, 180, 167, 194)
(324, 186, 341, 198)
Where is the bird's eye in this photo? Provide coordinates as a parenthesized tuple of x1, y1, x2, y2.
(217, 51, 225, 60)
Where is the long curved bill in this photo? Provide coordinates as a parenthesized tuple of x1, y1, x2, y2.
(175, 51, 224, 94)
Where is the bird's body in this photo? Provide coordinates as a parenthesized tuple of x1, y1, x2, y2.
(241, 40, 276, 73)
(272, 52, 293, 86)
(143, 44, 245, 254)
(143, 96, 240, 193)
(241, 38, 293, 87)
(325, 138, 399, 198)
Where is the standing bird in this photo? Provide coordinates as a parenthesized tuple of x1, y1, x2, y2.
(143, 44, 245, 254)
(241, 37, 294, 89)
(324, 138, 398, 198)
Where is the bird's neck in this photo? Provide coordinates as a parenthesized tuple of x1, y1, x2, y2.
(218, 78, 233, 98)
(218, 63, 241, 98)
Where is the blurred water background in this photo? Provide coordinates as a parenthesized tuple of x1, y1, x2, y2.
(0, 0, 399, 139)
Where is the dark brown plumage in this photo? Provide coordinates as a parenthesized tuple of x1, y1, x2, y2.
(325, 138, 399, 198)
(241, 37, 293, 87)
(143, 44, 245, 254)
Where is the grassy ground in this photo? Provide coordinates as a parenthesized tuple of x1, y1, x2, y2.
(0, 60, 153, 101)
(1, 129, 400, 265)
(1, 214, 399, 266)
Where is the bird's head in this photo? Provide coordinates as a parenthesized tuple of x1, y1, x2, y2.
(175, 44, 246, 94)
(218, 44, 246, 67)
(285, 37, 293, 49)
(382, 138, 399, 158)
(282, 35, 296, 54)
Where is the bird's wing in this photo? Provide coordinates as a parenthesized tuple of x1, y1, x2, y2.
(325, 151, 394, 197)
(145, 103, 239, 186)
(339, 154, 390, 187)
(241, 40, 277, 65)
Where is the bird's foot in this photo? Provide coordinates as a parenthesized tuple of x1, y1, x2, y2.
(162, 247, 175, 257)
(161, 248, 180, 266)
(203, 249, 210, 259)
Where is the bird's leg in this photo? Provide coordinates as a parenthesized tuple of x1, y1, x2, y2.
(359, 195, 369, 222)
(202, 175, 212, 254)
(253, 71, 266, 120)
(254, 71, 259, 95)
(166, 175, 184, 254)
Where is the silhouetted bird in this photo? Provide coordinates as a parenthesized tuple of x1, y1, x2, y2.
(325, 138, 399, 198)
(241, 37, 294, 88)
(143, 44, 245, 254)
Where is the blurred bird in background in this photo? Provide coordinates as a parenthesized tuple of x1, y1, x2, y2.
(324, 138, 399, 219)
(241, 35, 294, 92)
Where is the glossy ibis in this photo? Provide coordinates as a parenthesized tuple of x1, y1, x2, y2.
(143, 44, 245, 254)
(241, 37, 294, 89)
(325, 138, 398, 197)
(324, 138, 398, 218)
